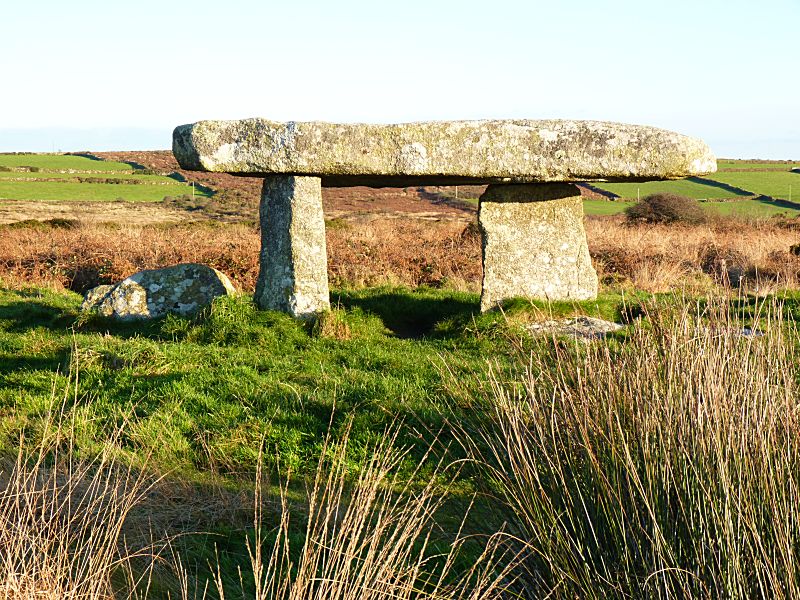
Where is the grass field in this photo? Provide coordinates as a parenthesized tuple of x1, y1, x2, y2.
(0, 154, 205, 203)
(708, 170, 800, 201)
(0, 286, 625, 478)
(0, 153, 133, 171)
(2, 281, 800, 597)
(592, 178, 751, 200)
(589, 159, 800, 217)
(0, 180, 208, 202)
(717, 159, 800, 171)
(0, 284, 625, 593)
(5, 152, 800, 595)
(582, 199, 634, 215)
(583, 196, 800, 217)
(0, 170, 184, 184)
(699, 197, 800, 217)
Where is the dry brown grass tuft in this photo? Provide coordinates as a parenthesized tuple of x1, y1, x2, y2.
(311, 309, 352, 340)
(0, 223, 261, 292)
(0, 404, 158, 599)
(200, 426, 515, 600)
(325, 217, 481, 291)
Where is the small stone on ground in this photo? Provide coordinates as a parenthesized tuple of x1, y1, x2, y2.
(528, 316, 624, 340)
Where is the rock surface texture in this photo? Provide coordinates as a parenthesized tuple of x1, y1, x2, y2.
(173, 118, 716, 187)
(529, 316, 624, 340)
(81, 263, 235, 320)
(254, 175, 330, 317)
(479, 183, 598, 310)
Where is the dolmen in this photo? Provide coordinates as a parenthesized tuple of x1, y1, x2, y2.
(173, 119, 716, 317)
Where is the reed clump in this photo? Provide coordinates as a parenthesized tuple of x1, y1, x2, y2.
(468, 296, 800, 598)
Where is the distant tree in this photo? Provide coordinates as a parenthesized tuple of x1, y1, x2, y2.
(625, 192, 707, 225)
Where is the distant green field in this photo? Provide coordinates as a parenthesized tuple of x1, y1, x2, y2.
(0, 180, 209, 202)
(717, 160, 800, 171)
(583, 199, 633, 215)
(0, 154, 133, 171)
(702, 198, 800, 218)
(707, 171, 800, 201)
(0, 170, 184, 185)
(583, 198, 800, 218)
(591, 178, 749, 201)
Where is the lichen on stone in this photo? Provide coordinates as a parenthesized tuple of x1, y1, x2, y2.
(82, 263, 236, 321)
(479, 183, 598, 310)
(173, 118, 717, 186)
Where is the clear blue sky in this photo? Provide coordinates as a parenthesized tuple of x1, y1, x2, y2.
(1, 0, 797, 158)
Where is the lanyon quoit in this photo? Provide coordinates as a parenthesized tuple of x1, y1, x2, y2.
(173, 118, 716, 317)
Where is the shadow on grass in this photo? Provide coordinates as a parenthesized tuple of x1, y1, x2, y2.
(752, 195, 800, 211)
(1, 287, 492, 347)
(0, 353, 65, 375)
(0, 296, 165, 340)
(688, 176, 753, 198)
(68, 152, 147, 171)
(0, 299, 78, 334)
(333, 289, 479, 338)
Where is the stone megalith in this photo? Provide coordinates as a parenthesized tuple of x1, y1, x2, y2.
(479, 183, 597, 311)
(254, 175, 330, 317)
(172, 118, 716, 314)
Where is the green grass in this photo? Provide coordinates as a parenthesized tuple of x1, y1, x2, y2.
(707, 170, 800, 201)
(717, 159, 800, 171)
(3, 284, 800, 596)
(700, 197, 800, 217)
(0, 154, 133, 171)
(592, 178, 750, 200)
(587, 169, 800, 217)
(0, 170, 185, 184)
(0, 285, 629, 479)
(584, 197, 800, 218)
(424, 195, 799, 218)
(583, 199, 634, 215)
(0, 180, 210, 202)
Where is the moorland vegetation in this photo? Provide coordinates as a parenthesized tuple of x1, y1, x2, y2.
(1, 154, 800, 598)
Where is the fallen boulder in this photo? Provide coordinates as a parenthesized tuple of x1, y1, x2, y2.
(81, 263, 235, 320)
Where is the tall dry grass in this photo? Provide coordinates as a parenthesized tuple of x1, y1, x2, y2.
(0, 218, 480, 293)
(2, 214, 799, 295)
(465, 295, 800, 598)
(199, 427, 513, 600)
(0, 381, 511, 598)
(0, 402, 158, 598)
(587, 216, 800, 292)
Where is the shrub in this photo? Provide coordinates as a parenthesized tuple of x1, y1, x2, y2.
(625, 192, 707, 225)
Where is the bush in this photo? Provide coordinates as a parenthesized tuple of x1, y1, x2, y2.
(625, 192, 707, 225)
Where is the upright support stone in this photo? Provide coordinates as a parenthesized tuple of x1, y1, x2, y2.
(254, 175, 330, 317)
(478, 183, 598, 311)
